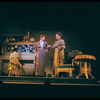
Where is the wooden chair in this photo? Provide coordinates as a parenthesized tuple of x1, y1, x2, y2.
(56, 64, 75, 78)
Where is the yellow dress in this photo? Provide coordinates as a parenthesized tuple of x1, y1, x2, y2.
(53, 39, 65, 75)
(8, 51, 22, 70)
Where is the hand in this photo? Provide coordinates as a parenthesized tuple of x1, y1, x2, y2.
(47, 45, 51, 47)
(47, 45, 54, 49)
(44, 49, 49, 52)
(58, 46, 61, 49)
(52, 46, 54, 49)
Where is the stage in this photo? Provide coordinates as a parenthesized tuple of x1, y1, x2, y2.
(0, 76, 100, 98)
(0, 75, 100, 85)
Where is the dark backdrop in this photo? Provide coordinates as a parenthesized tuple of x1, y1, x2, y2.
(0, 2, 100, 79)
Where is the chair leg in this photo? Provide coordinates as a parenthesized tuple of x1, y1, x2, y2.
(76, 72, 84, 79)
(88, 72, 95, 79)
(84, 61, 89, 79)
(8, 71, 10, 76)
(84, 71, 89, 79)
(69, 70, 73, 78)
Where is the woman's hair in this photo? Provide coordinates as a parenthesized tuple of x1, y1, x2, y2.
(56, 32, 62, 36)
(40, 34, 45, 38)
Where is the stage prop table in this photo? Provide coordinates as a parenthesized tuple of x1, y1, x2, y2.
(74, 55, 96, 79)
(56, 64, 75, 78)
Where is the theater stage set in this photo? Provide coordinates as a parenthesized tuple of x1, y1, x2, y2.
(0, 35, 100, 99)
(0, 2, 100, 99)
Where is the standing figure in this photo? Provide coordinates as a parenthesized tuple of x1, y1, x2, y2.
(28, 34, 53, 77)
(53, 32, 66, 76)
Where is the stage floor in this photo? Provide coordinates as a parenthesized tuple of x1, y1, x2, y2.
(0, 76, 100, 98)
(0, 75, 100, 86)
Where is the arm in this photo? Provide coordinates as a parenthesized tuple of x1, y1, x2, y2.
(45, 42, 54, 52)
(47, 45, 54, 48)
(58, 40, 65, 49)
(53, 39, 65, 49)
(27, 42, 37, 50)
(53, 41, 58, 48)
(58, 45, 65, 49)
(18, 53, 22, 60)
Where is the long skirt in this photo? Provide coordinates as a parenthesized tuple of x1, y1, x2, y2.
(36, 48, 46, 76)
(53, 48, 64, 75)
(9, 58, 22, 68)
(9, 58, 25, 75)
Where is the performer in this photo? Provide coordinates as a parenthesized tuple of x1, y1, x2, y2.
(53, 32, 66, 76)
(28, 34, 54, 77)
(9, 46, 22, 68)
(8, 46, 23, 76)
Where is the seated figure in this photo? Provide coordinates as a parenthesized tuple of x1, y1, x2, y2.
(8, 46, 23, 76)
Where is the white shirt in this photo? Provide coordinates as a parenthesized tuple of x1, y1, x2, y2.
(40, 40, 44, 48)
